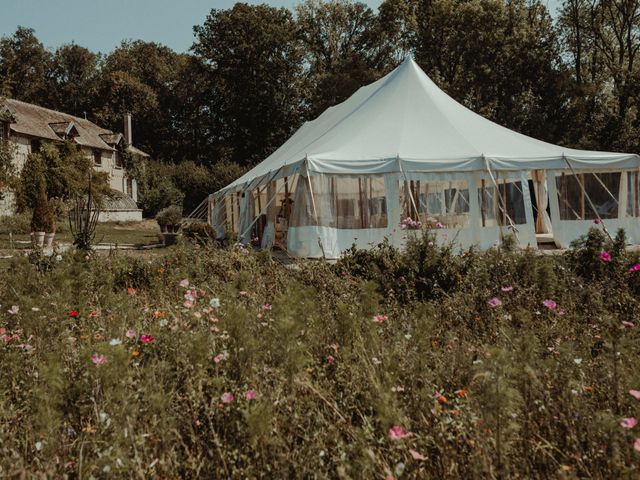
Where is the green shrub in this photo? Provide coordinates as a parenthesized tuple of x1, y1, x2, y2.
(30, 180, 55, 232)
(182, 220, 216, 244)
(155, 205, 182, 232)
(0, 239, 639, 477)
(0, 210, 31, 234)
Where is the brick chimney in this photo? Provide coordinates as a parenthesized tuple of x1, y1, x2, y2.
(124, 113, 132, 145)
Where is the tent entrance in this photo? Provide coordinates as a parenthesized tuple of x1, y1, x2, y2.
(530, 170, 558, 249)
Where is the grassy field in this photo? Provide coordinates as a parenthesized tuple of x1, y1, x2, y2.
(0, 218, 160, 250)
(0, 229, 639, 478)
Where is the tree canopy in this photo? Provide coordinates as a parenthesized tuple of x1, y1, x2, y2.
(0, 0, 639, 176)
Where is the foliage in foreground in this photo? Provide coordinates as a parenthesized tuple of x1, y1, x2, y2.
(0, 230, 640, 478)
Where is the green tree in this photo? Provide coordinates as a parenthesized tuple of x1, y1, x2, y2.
(0, 27, 52, 102)
(17, 142, 110, 212)
(296, 0, 398, 118)
(97, 40, 188, 160)
(559, 0, 640, 152)
(49, 43, 99, 117)
(412, 0, 568, 143)
(193, 3, 305, 166)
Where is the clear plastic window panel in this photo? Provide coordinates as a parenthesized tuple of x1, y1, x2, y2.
(291, 174, 387, 229)
(556, 172, 620, 220)
(401, 180, 471, 228)
(478, 180, 527, 226)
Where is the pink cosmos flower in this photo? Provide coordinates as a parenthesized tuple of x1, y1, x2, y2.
(542, 299, 557, 310)
(373, 315, 388, 323)
(487, 297, 502, 308)
(629, 263, 640, 272)
(221, 392, 234, 404)
(621, 417, 638, 429)
(594, 218, 601, 225)
(179, 279, 189, 288)
(326, 355, 335, 365)
(635, 438, 640, 452)
(436, 222, 445, 229)
(245, 389, 257, 400)
(91, 353, 107, 365)
(600, 250, 611, 262)
(183, 300, 194, 309)
(261, 303, 272, 311)
(213, 353, 225, 364)
(125, 329, 136, 339)
(630, 390, 640, 401)
(7, 305, 18, 315)
(388, 425, 413, 440)
(409, 449, 426, 461)
(621, 321, 634, 329)
(500, 286, 513, 292)
(140, 335, 155, 343)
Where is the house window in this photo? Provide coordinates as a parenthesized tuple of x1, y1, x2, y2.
(126, 177, 133, 196)
(31, 139, 41, 153)
(0, 122, 9, 141)
(93, 150, 102, 166)
(115, 152, 123, 168)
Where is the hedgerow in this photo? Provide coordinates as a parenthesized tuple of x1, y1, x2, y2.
(0, 229, 639, 478)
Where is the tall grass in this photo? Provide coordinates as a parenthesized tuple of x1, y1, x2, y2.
(0, 229, 639, 478)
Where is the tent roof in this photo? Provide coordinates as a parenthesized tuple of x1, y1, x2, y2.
(219, 57, 639, 194)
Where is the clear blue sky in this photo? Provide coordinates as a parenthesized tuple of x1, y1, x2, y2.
(1, 0, 562, 55)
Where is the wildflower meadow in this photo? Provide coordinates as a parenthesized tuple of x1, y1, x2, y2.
(1, 229, 640, 478)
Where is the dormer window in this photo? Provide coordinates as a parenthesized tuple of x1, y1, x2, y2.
(0, 105, 15, 141)
(115, 152, 123, 169)
(49, 121, 79, 140)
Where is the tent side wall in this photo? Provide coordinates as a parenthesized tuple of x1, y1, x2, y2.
(210, 162, 640, 258)
(285, 168, 537, 258)
(548, 168, 640, 248)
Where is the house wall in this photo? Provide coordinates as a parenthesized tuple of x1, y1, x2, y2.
(0, 135, 139, 216)
(87, 148, 138, 202)
(98, 209, 143, 222)
(0, 136, 29, 215)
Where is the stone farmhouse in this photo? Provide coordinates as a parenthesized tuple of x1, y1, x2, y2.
(0, 99, 147, 221)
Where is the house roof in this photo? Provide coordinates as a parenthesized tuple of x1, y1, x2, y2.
(1, 98, 150, 157)
(126, 144, 150, 158)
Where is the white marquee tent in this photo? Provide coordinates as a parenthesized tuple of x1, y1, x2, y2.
(210, 57, 640, 258)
